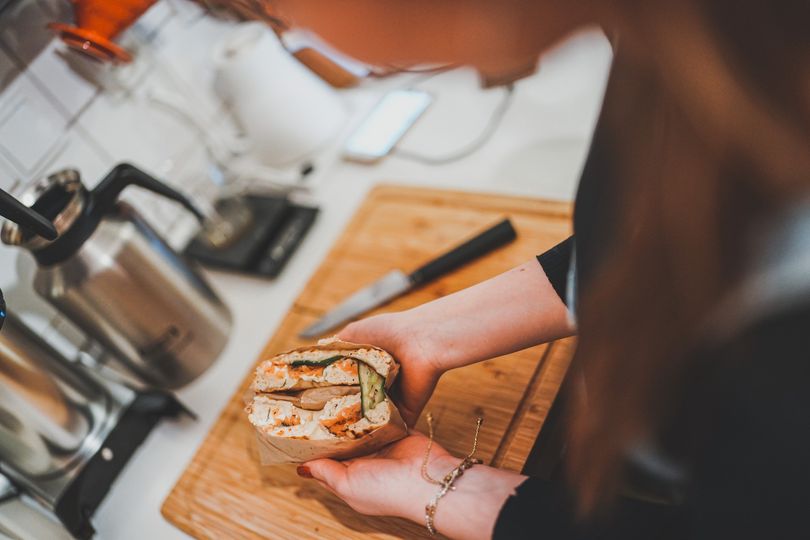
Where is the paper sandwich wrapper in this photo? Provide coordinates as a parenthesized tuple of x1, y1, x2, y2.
(252, 400, 408, 465)
(246, 338, 408, 464)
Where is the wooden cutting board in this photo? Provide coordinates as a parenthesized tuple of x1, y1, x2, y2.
(162, 184, 576, 539)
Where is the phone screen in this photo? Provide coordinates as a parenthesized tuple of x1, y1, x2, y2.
(343, 89, 432, 162)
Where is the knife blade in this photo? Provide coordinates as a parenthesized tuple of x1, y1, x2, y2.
(299, 218, 517, 338)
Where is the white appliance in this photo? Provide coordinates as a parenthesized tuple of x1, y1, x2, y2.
(213, 23, 348, 168)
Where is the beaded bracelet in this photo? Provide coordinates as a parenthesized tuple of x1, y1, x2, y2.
(421, 413, 484, 535)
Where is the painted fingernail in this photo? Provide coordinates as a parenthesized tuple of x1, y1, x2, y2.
(296, 466, 313, 478)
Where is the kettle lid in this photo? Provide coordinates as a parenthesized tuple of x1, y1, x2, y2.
(0, 169, 86, 251)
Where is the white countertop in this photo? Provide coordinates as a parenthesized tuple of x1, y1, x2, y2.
(92, 30, 612, 540)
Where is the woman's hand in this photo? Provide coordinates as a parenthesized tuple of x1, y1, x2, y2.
(300, 433, 527, 540)
(299, 433, 449, 520)
(339, 312, 443, 426)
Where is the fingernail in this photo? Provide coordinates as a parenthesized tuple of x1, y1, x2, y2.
(296, 465, 313, 478)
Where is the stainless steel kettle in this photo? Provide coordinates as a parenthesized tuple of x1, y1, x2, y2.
(0, 312, 129, 510)
(1, 164, 232, 388)
(0, 308, 191, 539)
(0, 171, 190, 538)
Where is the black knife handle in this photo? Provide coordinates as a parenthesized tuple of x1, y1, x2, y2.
(409, 218, 517, 286)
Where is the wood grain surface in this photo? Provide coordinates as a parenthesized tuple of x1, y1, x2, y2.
(162, 185, 575, 539)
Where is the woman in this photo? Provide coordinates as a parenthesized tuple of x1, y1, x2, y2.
(253, 1, 810, 538)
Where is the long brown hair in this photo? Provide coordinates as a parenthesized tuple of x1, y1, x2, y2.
(567, 0, 810, 513)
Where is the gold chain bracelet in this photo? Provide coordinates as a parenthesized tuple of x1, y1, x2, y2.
(421, 412, 484, 535)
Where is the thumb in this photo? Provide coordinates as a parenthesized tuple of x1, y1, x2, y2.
(304, 459, 347, 493)
(338, 316, 395, 350)
(337, 320, 376, 345)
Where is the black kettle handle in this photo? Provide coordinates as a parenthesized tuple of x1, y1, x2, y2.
(0, 189, 57, 240)
(91, 163, 205, 223)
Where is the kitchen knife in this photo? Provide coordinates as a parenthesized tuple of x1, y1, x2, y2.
(299, 218, 517, 338)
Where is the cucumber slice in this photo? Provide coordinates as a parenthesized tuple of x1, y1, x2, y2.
(290, 355, 344, 367)
(358, 361, 385, 417)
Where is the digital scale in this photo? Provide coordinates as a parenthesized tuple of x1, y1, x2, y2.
(184, 194, 318, 278)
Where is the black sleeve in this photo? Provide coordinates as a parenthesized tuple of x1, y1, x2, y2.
(495, 476, 679, 540)
(494, 306, 810, 540)
(537, 236, 573, 305)
(679, 306, 810, 540)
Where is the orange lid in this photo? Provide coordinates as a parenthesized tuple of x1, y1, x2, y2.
(48, 23, 132, 63)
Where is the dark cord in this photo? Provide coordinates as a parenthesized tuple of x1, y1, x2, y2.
(392, 83, 515, 165)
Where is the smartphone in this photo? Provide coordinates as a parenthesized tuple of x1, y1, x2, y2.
(343, 89, 432, 163)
